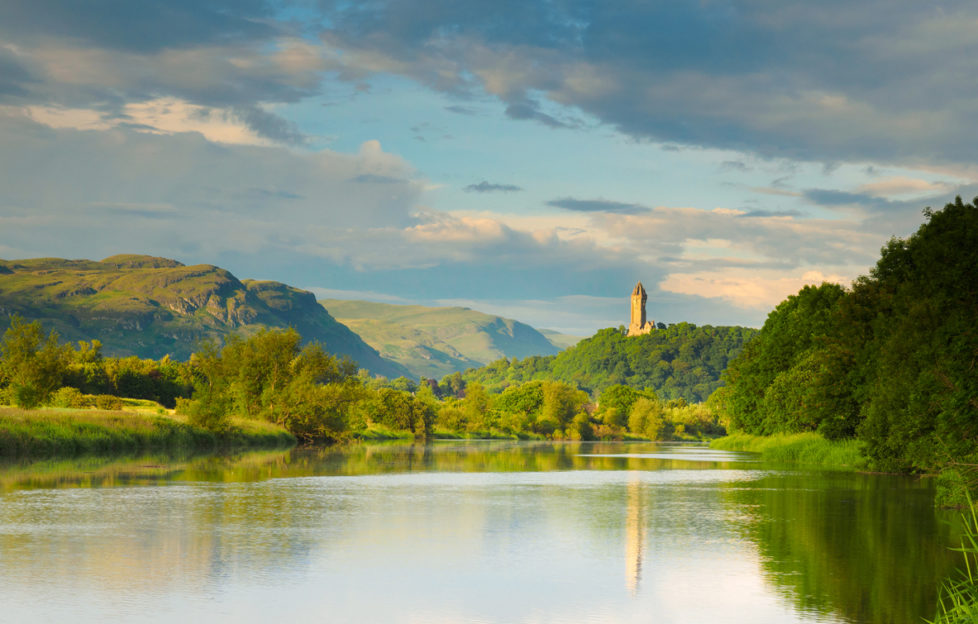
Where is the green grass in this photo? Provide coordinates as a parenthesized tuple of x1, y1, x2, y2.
(0, 406, 295, 458)
(710, 432, 867, 468)
(352, 424, 415, 441)
(929, 497, 978, 623)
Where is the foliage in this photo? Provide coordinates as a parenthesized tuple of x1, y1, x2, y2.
(0, 406, 294, 457)
(93, 394, 123, 410)
(50, 386, 87, 409)
(710, 432, 866, 468)
(930, 497, 978, 624)
(0, 312, 729, 447)
(628, 397, 665, 440)
(0, 315, 70, 409)
(461, 323, 756, 403)
(177, 328, 361, 440)
(720, 198, 978, 475)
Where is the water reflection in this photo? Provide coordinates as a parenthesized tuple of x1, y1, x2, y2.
(625, 474, 645, 595)
(0, 441, 962, 624)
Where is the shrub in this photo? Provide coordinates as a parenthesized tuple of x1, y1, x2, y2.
(94, 394, 123, 410)
(50, 386, 88, 408)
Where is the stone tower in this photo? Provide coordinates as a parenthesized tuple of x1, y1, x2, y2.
(627, 282, 655, 336)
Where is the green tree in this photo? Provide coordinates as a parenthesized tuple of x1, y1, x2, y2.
(0, 316, 69, 409)
(597, 384, 643, 427)
(723, 283, 850, 435)
(540, 381, 587, 435)
(462, 382, 494, 431)
(629, 396, 665, 439)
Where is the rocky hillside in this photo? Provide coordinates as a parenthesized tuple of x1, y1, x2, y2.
(320, 299, 571, 379)
(0, 255, 408, 378)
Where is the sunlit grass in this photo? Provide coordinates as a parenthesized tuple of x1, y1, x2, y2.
(353, 424, 414, 441)
(710, 432, 867, 469)
(0, 406, 294, 457)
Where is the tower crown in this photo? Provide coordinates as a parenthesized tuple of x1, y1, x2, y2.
(632, 281, 647, 297)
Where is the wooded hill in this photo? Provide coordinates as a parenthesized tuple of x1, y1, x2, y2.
(461, 323, 757, 403)
(0, 255, 409, 378)
(321, 299, 576, 379)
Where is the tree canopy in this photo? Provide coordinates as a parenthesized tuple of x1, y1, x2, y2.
(721, 197, 978, 473)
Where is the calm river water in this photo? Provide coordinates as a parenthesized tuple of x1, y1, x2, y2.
(0, 441, 961, 623)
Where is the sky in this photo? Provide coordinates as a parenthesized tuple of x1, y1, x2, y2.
(1, 0, 977, 335)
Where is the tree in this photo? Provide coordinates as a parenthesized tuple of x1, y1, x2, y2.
(598, 384, 643, 427)
(0, 316, 69, 409)
(723, 283, 850, 434)
(540, 381, 587, 434)
(462, 382, 494, 431)
(628, 396, 665, 440)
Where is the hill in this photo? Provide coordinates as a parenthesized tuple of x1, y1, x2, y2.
(538, 329, 583, 350)
(0, 255, 408, 378)
(462, 323, 758, 403)
(320, 299, 567, 379)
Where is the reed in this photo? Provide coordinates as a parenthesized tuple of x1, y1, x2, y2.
(929, 497, 978, 623)
(710, 431, 866, 469)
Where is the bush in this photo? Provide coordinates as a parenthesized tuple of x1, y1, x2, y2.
(50, 386, 88, 408)
(176, 397, 229, 433)
(11, 384, 44, 409)
(93, 394, 123, 410)
(935, 469, 971, 509)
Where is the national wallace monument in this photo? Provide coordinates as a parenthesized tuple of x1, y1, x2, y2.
(627, 282, 656, 336)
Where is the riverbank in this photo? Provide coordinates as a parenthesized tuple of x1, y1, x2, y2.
(0, 406, 295, 458)
(710, 432, 867, 469)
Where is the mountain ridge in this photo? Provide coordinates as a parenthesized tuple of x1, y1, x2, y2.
(0, 255, 409, 378)
(320, 299, 576, 379)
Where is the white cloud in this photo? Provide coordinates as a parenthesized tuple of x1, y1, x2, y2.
(13, 98, 284, 146)
(660, 268, 851, 310)
(856, 176, 949, 197)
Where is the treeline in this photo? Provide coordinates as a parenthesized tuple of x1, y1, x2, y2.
(0, 317, 724, 443)
(0, 316, 193, 409)
(720, 197, 978, 474)
(462, 323, 756, 402)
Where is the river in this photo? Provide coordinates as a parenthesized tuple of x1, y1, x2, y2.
(0, 441, 961, 623)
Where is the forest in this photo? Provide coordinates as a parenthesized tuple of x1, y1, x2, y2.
(720, 197, 978, 478)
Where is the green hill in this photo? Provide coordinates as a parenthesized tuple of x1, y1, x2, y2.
(462, 323, 758, 403)
(320, 299, 566, 379)
(0, 255, 408, 378)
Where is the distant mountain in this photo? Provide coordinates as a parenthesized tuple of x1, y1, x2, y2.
(538, 329, 583, 350)
(320, 299, 566, 379)
(0, 255, 409, 378)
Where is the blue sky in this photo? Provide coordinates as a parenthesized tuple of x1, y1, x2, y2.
(1, 0, 976, 334)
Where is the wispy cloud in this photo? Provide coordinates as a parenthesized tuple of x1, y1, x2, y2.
(464, 181, 523, 193)
(547, 198, 648, 214)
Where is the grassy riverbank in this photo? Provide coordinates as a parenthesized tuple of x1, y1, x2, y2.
(930, 500, 978, 624)
(0, 406, 295, 457)
(710, 432, 867, 469)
